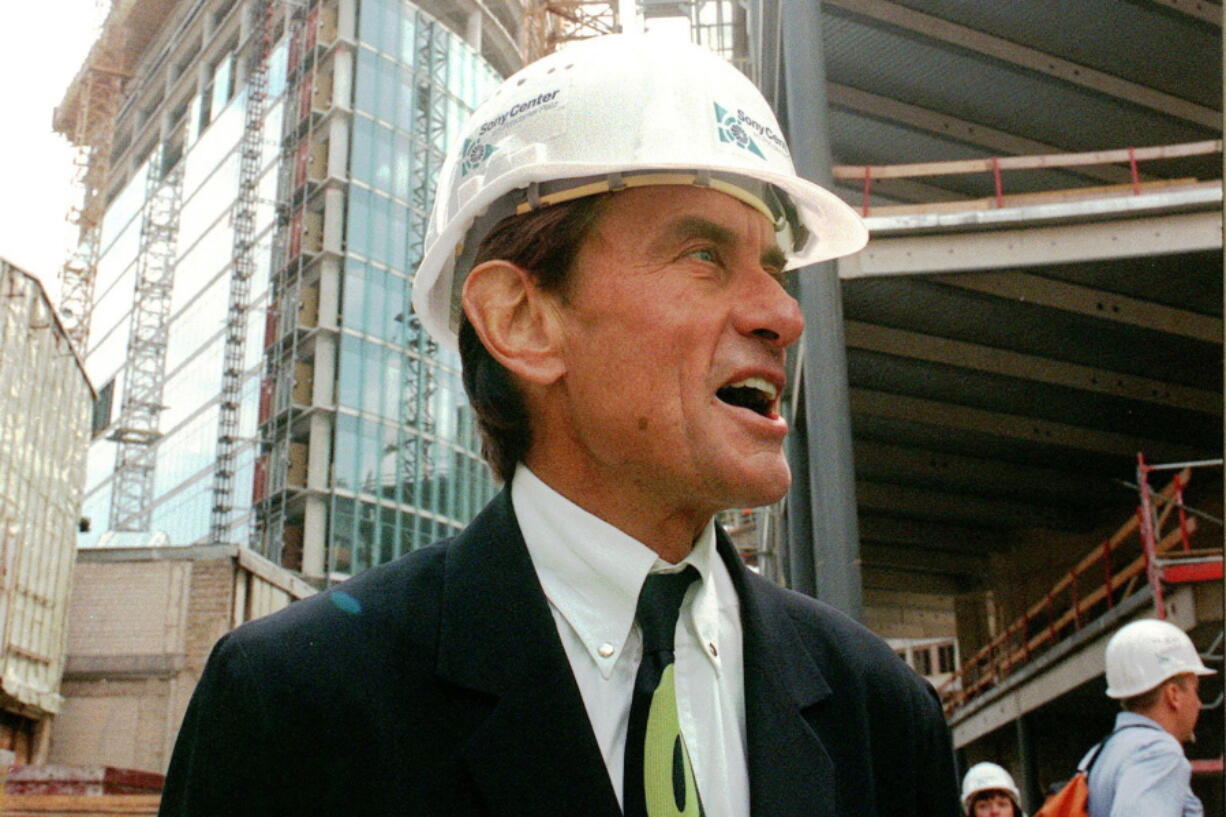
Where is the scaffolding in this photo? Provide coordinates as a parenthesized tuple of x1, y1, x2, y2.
(209, 0, 277, 545)
(940, 458, 1224, 715)
(393, 18, 453, 515)
(57, 29, 130, 353)
(54, 0, 196, 352)
(254, 0, 329, 567)
(108, 147, 184, 531)
(1135, 453, 1225, 619)
(521, 0, 618, 61)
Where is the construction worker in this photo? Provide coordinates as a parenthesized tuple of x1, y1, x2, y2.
(961, 762, 1024, 817)
(160, 34, 961, 817)
(1082, 618, 1215, 817)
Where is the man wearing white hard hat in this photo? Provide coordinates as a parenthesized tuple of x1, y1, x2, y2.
(961, 763, 1024, 817)
(161, 34, 959, 817)
(1079, 618, 1215, 817)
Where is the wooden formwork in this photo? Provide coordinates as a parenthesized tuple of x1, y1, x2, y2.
(0, 795, 160, 816)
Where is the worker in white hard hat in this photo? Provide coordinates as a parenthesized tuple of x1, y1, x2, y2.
(162, 34, 960, 817)
(961, 762, 1024, 817)
(1079, 618, 1216, 817)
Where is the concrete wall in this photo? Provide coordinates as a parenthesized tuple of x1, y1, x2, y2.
(48, 546, 314, 772)
(864, 588, 956, 640)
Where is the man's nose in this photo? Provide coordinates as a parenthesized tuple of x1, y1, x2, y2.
(734, 271, 805, 348)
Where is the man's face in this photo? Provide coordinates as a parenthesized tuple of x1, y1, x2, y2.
(543, 185, 804, 524)
(972, 792, 1014, 817)
(1171, 673, 1202, 742)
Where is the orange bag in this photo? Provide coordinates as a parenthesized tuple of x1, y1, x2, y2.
(1033, 724, 1145, 817)
(1033, 770, 1089, 817)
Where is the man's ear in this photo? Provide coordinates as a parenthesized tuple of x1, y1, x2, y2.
(461, 260, 566, 385)
(1163, 677, 1184, 710)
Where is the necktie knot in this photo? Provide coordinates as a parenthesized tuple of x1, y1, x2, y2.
(635, 566, 699, 654)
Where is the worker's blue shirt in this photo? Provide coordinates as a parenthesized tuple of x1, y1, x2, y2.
(1082, 711, 1202, 817)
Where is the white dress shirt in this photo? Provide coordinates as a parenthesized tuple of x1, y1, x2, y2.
(512, 465, 750, 817)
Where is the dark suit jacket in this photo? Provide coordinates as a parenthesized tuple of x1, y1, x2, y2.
(159, 490, 960, 816)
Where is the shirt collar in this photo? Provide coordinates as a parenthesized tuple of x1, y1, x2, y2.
(1114, 711, 1167, 732)
(511, 465, 724, 679)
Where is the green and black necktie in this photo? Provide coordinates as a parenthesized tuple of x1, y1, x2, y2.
(623, 567, 705, 817)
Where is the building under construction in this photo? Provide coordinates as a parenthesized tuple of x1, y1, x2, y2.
(53, 0, 529, 583)
(49, 0, 1221, 810)
(0, 260, 93, 763)
(51, 0, 757, 580)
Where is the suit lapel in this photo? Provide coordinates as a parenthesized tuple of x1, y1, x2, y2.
(435, 490, 622, 817)
(717, 532, 839, 817)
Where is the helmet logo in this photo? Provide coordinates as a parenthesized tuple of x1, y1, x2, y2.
(715, 103, 766, 159)
(460, 137, 497, 177)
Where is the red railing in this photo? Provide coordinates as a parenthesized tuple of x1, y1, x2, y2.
(1138, 453, 1226, 617)
(939, 466, 1199, 714)
(834, 139, 1222, 217)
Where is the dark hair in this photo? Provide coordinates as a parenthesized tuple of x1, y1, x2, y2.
(1122, 673, 1189, 713)
(457, 196, 605, 482)
(967, 791, 1021, 817)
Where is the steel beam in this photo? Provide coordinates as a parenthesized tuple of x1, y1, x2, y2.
(858, 514, 1010, 553)
(860, 543, 989, 577)
(861, 565, 965, 595)
(845, 320, 1221, 413)
(933, 271, 1223, 344)
(842, 209, 1223, 278)
(852, 439, 1128, 505)
(824, 0, 1220, 128)
(1146, 0, 1222, 27)
(856, 480, 1083, 530)
(828, 84, 1142, 186)
(851, 387, 1207, 461)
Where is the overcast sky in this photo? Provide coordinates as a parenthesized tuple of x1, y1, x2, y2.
(0, 2, 102, 305)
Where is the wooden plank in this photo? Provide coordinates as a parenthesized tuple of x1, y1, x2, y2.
(1, 794, 161, 815)
(862, 178, 1206, 216)
(833, 141, 1221, 181)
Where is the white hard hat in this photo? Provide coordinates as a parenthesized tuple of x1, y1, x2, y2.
(1104, 618, 1215, 699)
(411, 33, 869, 351)
(961, 763, 1022, 816)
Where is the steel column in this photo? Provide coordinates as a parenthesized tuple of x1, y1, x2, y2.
(1015, 713, 1040, 813)
(779, 0, 862, 617)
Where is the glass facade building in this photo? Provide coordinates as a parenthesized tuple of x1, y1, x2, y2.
(327, 0, 501, 574)
(71, 0, 502, 581)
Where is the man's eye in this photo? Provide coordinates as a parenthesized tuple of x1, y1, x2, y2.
(687, 248, 718, 263)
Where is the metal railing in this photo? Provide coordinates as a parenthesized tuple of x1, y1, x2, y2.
(834, 139, 1222, 217)
(939, 460, 1223, 715)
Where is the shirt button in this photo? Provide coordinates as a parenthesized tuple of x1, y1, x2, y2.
(598, 643, 615, 658)
(708, 642, 718, 657)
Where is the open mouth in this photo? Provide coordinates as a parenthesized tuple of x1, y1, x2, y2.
(716, 376, 780, 418)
